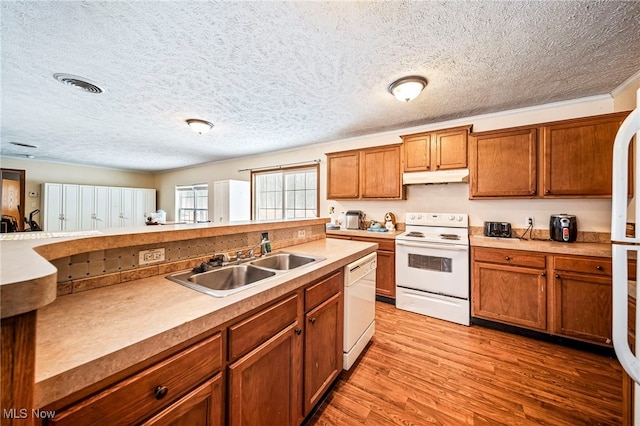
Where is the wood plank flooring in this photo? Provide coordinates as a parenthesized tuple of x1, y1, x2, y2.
(306, 302, 623, 425)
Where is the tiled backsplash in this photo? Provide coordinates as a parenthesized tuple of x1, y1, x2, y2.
(51, 224, 325, 296)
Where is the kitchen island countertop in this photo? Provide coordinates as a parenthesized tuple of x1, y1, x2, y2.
(33, 237, 376, 408)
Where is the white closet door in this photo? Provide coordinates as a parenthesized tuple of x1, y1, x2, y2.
(43, 183, 63, 232)
(109, 187, 122, 227)
(94, 186, 109, 230)
(120, 188, 134, 227)
(62, 184, 79, 231)
(79, 185, 96, 231)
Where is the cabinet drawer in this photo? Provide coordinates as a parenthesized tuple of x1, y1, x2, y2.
(554, 256, 612, 276)
(305, 271, 343, 311)
(229, 294, 298, 360)
(473, 247, 545, 269)
(50, 333, 222, 426)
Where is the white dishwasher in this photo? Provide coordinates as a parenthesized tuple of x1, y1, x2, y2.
(343, 251, 377, 370)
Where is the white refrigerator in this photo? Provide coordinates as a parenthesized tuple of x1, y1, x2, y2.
(612, 87, 640, 425)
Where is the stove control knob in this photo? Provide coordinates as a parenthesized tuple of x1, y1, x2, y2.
(456, 216, 463, 221)
(409, 214, 416, 220)
(416, 214, 422, 219)
(448, 215, 455, 220)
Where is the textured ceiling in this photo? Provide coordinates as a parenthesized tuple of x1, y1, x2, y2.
(1, 1, 640, 172)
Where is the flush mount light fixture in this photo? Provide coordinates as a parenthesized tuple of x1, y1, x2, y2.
(53, 73, 104, 94)
(388, 76, 428, 102)
(186, 119, 214, 134)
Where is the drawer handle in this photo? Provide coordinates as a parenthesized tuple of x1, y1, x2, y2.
(295, 328, 302, 335)
(505, 256, 510, 260)
(596, 265, 603, 270)
(154, 385, 169, 400)
(309, 317, 316, 324)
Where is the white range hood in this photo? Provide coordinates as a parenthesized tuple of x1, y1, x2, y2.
(402, 169, 469, 185)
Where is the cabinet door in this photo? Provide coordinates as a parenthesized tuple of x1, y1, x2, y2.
(402, 133, 431, 172)
(141, 375, 222, 426)
(472, 262, 547, 330)
(552, 271, 612, 345)
(228, 322, 302, 426)
(304, 292, 343, 415)
(120, 187, 135, 227)
(43, 183, 63, 232)
(375, 249, 396, 298)
(541, 113, 627, 197)
(92, 186, 109, 230)
(79, 185, 96, 231)
(326, 151, 359, 199)
(108, 187, 122, 228)
(62, 184, 79, 231)
(469, 128, 537, 198)
(360, 145, 402, 199)
(434, 128, 468, 170)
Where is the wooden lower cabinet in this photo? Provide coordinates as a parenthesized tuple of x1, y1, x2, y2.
(228, 323, 302, 426)
(42, 267, 348, 426)
(141, 375, 222, 426)
(552, 272, 612, 345)
(472, 247, 616, 346)
(472, 262, 546, 330)
(327, 234, 395, 298)
(304, 284, 343, 414)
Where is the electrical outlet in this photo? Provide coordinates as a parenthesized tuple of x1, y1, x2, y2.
(526, 216, 535, 227)
(139, 248, 165, 265)
(297, 230, 306, 238)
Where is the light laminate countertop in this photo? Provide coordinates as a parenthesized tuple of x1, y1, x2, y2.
(326, 229, 403, 240)
(34, 237, 376, 408)
(470, 235, 612, 257)
(0, 218, 327, 318)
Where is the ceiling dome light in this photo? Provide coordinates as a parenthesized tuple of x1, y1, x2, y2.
(388, 76, 428, 102)
(186, 119, 214, 134)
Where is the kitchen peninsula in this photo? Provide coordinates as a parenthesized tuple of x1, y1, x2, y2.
(1, 218, 377, 425)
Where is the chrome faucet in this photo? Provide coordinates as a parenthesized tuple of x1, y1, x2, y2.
(235, 237, 271, 263)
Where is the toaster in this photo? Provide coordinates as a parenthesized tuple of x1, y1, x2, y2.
(484, 221, 512, 238)
(345, 210, 364, 230)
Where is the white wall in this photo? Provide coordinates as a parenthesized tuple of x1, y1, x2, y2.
(0, 157, 155, 214)
(155, 95, 618, 231)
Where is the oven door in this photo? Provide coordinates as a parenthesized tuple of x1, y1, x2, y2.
(395, 240, 469, 298)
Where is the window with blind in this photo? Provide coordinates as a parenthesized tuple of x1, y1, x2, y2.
(175, 184, 208, 223)
(252, 165, 318, 220)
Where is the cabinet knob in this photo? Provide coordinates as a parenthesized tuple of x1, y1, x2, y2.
(154, 385, 168, 400)
(545, 189, 551, 194)
(596, 265, 603, 270)
(555, 274, 560, 279)
(309, 317, 316, 324)
(531, 190, 536, 195)
(436, 164, 440, 169)
(541, 272, 546, 277)
(505, 256, 510, 260)
(295, 328, 302, 335)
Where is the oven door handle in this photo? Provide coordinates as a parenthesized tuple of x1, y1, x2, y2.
(396, 240, 469, 251)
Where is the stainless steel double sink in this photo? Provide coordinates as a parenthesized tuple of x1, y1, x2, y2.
(166, 253, 324, 297)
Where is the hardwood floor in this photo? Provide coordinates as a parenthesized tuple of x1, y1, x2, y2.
(306, 302, 623, 425)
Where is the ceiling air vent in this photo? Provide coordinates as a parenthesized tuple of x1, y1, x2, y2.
(53, 73, 104, 94)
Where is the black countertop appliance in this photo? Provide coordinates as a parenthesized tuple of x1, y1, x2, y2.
(550, 214, 577, 242)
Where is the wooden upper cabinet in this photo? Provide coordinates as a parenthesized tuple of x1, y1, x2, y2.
(402, 126, 470, 172)
(541, 112, 630, 198)
(326, 144, 403, 200)
(469, 127, 538, 198)
(360, 145, 402, 199)
(326, 150, 359, 199)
